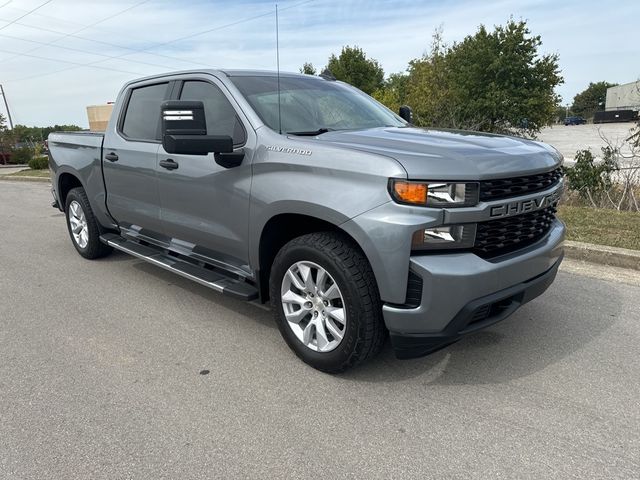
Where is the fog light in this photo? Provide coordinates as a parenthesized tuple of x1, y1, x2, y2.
(412, 224, 477, 250)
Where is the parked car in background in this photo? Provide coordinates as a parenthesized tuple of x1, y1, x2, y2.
(564, 116, 587, 125)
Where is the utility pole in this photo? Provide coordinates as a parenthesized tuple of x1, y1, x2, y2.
(0, 84, 14, 129)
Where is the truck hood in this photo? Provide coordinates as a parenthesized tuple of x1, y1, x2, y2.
(314, 127, 561, 180)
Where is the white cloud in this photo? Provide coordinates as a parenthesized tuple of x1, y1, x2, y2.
(0, 0, 638, 126)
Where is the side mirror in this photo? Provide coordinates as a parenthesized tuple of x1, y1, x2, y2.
(399, 105, 413, 124)
(161, 100, 233, 155)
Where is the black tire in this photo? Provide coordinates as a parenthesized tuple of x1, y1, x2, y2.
(64, 187, 112, 259)
(269, 232, 386, 373)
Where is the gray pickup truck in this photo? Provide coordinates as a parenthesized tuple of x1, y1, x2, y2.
(49, 69, 565, 372)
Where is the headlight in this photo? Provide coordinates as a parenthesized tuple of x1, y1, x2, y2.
(411, 224, 477, 251)
(390, 180, 479, 207)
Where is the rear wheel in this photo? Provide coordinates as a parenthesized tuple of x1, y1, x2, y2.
(270, 232, 385, 373)
(64, 187, 112, 259)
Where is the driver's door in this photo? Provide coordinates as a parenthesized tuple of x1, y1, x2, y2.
(156, 78, 253, 275)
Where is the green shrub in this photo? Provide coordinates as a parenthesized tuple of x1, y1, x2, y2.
(563, 147, 618, 202)
(28, 155, 49, 170)
(9, 146, 33, 165)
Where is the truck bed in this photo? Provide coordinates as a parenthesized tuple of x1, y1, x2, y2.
(49, 131, 105, 176)
(48, 131, 104, 149)
(48, 131, 108, 225)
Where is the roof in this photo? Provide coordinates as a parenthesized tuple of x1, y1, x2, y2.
(220, 69, 318, 78)
(121, 68, 320, 88)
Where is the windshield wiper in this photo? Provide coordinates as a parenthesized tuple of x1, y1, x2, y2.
(286, 128, 333, 136)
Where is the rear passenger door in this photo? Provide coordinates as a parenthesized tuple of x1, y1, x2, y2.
(103, 81, 171, 241)
(156, 78, 253, 275)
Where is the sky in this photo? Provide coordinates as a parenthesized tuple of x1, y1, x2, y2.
(0, 0, 639, 127)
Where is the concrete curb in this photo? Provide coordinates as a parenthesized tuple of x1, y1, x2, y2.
(564, 240, 640, 271)
(0, 164, 28, 169)
(0, 175, 50, 183)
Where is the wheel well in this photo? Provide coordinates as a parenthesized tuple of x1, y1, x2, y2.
(258, 213, 363, 302)
(58, 173, 82, 208)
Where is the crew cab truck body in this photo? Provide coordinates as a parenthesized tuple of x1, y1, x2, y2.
(49, 70, 565, 372)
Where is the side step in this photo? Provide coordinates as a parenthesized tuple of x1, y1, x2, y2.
(100, 233, 258, 301)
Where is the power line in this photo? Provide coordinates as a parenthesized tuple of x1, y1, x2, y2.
(47, 0, 315, 73)
(0, 1, 13, 10)
(0, 0, 53, 31)
(0, 17, 212, 69)
(0, 0, 152, 65)
(0, 45, 144, 76)
(0, 31, 178, 71)
(135, 0, 314, 51)
(4, 0, 315, 83)
(1, 3, 84, 28)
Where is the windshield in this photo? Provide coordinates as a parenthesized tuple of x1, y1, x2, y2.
(229, 75, 406, 134)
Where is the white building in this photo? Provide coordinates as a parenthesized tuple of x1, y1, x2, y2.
(605, 81, 640, 112)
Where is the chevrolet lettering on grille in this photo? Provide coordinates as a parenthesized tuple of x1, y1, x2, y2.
(489, 188, 562, 219)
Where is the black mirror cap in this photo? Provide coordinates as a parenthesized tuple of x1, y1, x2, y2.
(161, 100, 233, 155)
(161, 100, 207, 136)
(399, 105, 413, 123)
(163, 134, 233, 155)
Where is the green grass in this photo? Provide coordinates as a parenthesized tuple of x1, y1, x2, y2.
(5, 168, 50, 178)
(558, 205, 640, 251)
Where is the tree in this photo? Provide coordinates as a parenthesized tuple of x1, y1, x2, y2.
(11, 124, 83, 145)
(404, 28, 460, 128)
(401, 20, 563, 136)
(373, 73, 409, 113)
(300, 62, 317, 75)
(0, 113, 13, 164)
(571, 81, 617, 119)
(554, 104, 568, 122)
(325, 45, 384, 95)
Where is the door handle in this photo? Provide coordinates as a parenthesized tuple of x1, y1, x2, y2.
(105, 152, 119, 162)
(159, 159, 179, 170)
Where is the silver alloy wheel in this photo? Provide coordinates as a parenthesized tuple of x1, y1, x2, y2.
(68, 200, 89, 249)
(281, 261, 347, 353)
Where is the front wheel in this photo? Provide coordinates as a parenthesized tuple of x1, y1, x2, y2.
(64, 187, 112, 259)
(270, 232, 386, 373)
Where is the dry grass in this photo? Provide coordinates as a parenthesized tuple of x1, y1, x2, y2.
(6, 169, 50, 178)
(558, 205, 640, 250)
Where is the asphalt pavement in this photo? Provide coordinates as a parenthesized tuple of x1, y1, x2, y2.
(1, 181, 639, 479)
(538, 122, 638, 165)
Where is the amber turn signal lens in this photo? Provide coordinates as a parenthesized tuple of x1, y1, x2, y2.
(392, 181, 427, 205)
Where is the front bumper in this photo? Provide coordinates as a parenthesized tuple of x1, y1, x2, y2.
(384, 219, 565, 358)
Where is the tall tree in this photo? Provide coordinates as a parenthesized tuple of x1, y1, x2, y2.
(403, 20, 563, 136)
(404, 28, 459, 128)
(326, 46, 384, 95)
(571, 81, 617, 119)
